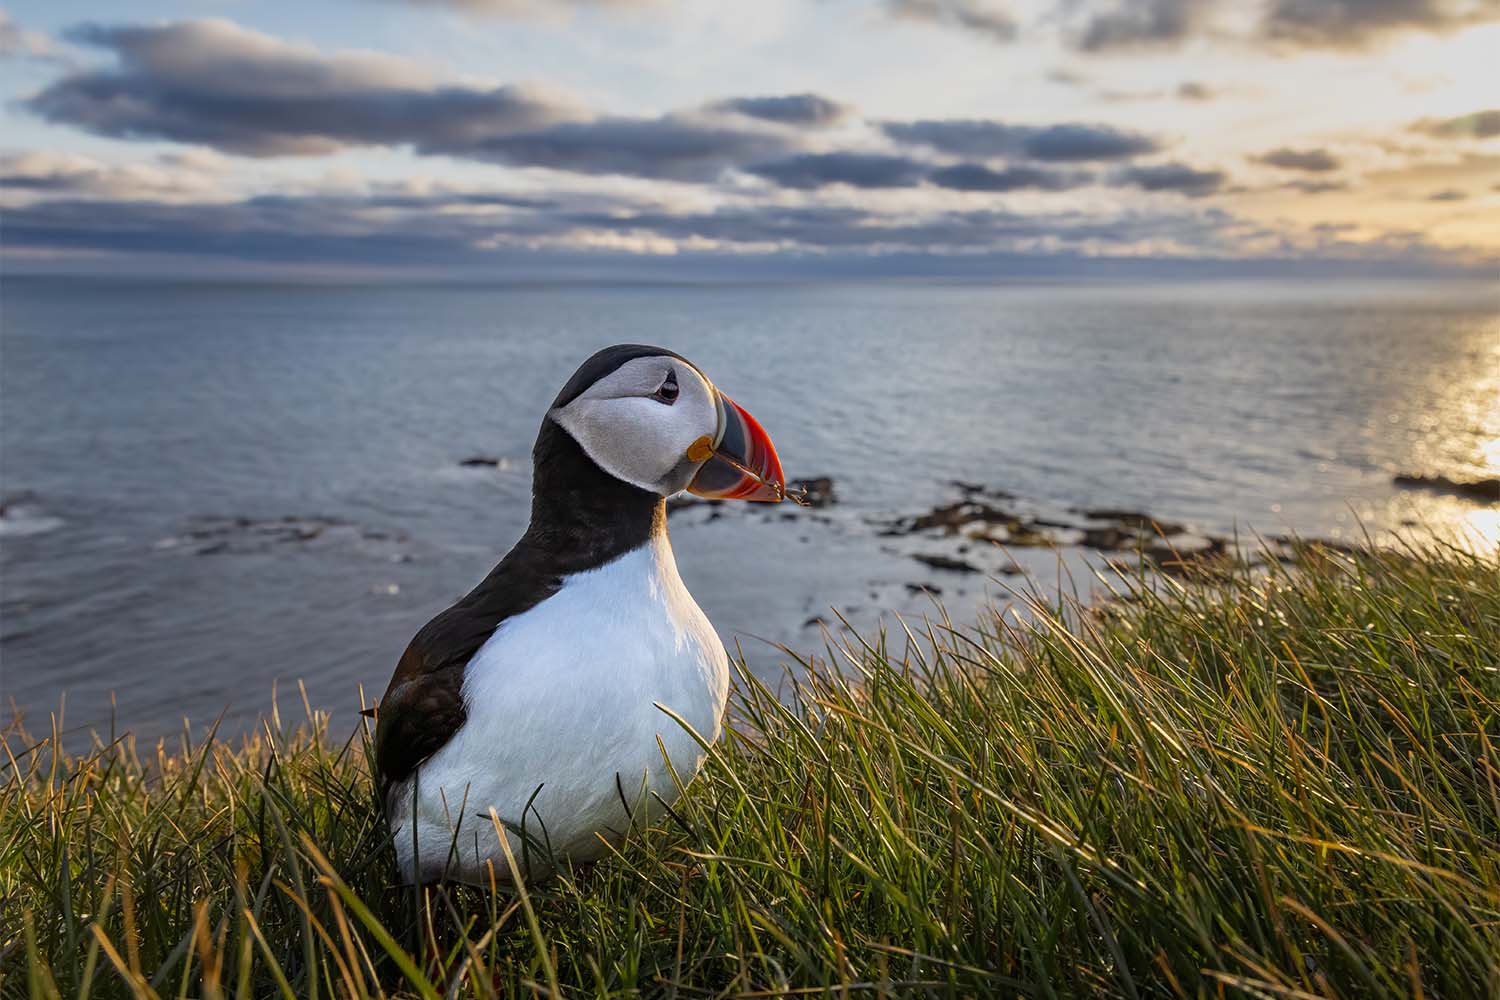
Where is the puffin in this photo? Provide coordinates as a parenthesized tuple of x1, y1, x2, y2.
(373, 344, 787, 884)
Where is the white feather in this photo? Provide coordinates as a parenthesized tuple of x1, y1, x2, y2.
(387, 532, 729, 883)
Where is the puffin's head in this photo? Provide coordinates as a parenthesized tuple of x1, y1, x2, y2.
(547, 344, 786, 502)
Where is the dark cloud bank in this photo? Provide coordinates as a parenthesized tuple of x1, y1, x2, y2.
(5, 183, 1485, 280)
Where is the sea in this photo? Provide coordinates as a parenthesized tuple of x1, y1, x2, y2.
(2, 276, 1497, 745)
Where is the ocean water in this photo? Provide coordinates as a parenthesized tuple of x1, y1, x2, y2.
(2, 276, 1497, 743)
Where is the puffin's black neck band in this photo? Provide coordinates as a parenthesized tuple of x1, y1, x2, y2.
(517, 418, 665, 574)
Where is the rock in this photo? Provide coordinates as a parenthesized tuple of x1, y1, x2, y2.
(787, 476, 836, 508)
(1393, 474, 1500, 504)
(1002, 525, 1055, 547)
(906, 500, 1019, 535)
(459, 455, 506, 468)
(802, 615, 828, 628)
(996, 562, 1023, 576)
(950, 480, 1015, 500)
(912, 553, 981, 573)
(906, 582, 943, 595)
(1079, 526, 1138, 551)
(1082, 509, 1185, 535)
(1143, 536, 1229, 576)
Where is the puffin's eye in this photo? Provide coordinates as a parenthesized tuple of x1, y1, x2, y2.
(654, 370, 679, 404)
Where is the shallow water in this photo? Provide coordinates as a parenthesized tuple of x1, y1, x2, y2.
(2, 276, 1497, 743)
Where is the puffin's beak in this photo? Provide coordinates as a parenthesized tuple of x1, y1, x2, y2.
(685, 390, 786, 502)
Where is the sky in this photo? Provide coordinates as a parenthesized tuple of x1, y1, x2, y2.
(1, 0, 1497, 279)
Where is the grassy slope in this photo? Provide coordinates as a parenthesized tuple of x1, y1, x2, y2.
(3, 542, 1498, 998)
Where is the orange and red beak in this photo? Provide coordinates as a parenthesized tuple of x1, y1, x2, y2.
(686, 390, 787, 502)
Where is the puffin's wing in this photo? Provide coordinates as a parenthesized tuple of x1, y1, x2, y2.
(373, 604, 496, 791)
(373, 554, 562, 794)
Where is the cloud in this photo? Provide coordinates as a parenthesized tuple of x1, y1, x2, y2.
(0, 150, 230, 200)
(1415, 109, 1500, 139)
(0, 9, 63, 62)
(886, 0, 1018, 42)
(1427, 188, 1468, 200)
(928, 163, 1089, 191)
(744, 152, 929, 189)
(367, 0, 649, 12)
(1176, 81, 1218, 100)
(1070, 0, 1199, 52)
(1115, 162, 1226, 196)
(740, 152, 1094, 192)
(0, 187, 1240, 262)
(21, 18, 820, 181)
(1284, 179, 1348, 193)
(1254, 147, 1341, 172)
(709, 94, 851, 127)
(466, 116, 803, 180)
(1262, 0, 1500, 49)
(5, 183, 1489, 278)
(884, 119, 1159, 161)
(25, 19, 571, 156)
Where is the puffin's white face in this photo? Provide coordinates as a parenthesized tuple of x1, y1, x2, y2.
(550, 356, 717, 496)
(549, 352, 786, 502)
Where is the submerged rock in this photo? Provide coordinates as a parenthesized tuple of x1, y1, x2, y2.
(1081, 509, 1185, 535)
(1393, 474, 1500, 504)
(912, 553, 982, 573)
(157, 515, 409, 558)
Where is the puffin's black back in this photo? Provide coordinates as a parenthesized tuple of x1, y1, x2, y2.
(373, 346, 677, 793)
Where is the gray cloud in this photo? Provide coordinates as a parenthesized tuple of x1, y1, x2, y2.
(1116, 162, 1226, 196)
(1071, 0, 1198, 51)
(886, 0, 1018, 41)
(1254, 147, 1341, 172)
(929, 163, 1089, 191)
(21, 18, 816, 181)
(1284, 179, 1348, 193)
(1176, 81, 1217, 100)
(26, 19, 568, 156)
(0, 188, 1238, 262)
(5, 187, 1488, 278)
(1416, 109, 1500, 139)
(709, 94, 850, 127)
(467, 117, 800, 180)
(1262, 0, 1500, 48)
(884, 119, 1159, 161)
(1427, 188, 1468, 201)
(744, 152, 930, 189)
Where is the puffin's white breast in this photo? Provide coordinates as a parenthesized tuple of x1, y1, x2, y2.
(389, 532, 730, 883)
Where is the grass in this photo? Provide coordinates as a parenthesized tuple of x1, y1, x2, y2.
(2, 539, 1498, 998)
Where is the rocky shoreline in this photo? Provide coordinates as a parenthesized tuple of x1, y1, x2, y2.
(658, 474, 1399, 614)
